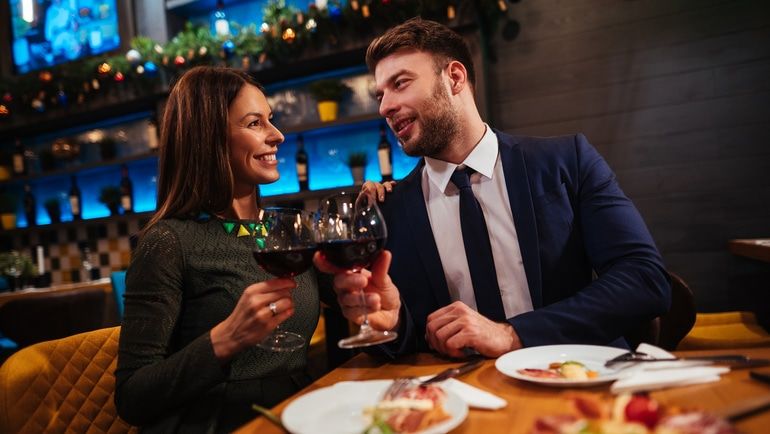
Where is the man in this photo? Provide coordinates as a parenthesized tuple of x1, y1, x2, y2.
(315, 18, 670, 359)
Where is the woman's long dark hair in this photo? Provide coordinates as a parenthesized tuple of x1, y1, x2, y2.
(144, 66, 265, 231)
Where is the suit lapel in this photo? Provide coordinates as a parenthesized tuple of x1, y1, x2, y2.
(401, 161, 452, 307)
(497, 132, 543, 308)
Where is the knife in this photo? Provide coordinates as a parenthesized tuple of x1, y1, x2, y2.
(420, 358, 485, 385)
(605, 353, 770, 368)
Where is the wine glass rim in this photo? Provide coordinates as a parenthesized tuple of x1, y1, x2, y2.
(260, 206, 306, 213)
(318, 191, 380, 210)
(319, 191, 354, 201)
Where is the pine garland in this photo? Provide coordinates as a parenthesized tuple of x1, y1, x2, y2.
(0, 0, 515, 120)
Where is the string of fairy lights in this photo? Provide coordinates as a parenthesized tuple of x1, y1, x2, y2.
(0, 0, 520, 121)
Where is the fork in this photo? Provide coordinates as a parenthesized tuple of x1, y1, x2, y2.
(381, 377, 415, 400)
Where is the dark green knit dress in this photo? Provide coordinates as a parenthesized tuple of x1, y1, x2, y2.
(115, 217, 320, 433)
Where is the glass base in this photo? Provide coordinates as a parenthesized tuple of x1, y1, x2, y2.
(338, 328, 397, 349)
(257, 331, 305, 352)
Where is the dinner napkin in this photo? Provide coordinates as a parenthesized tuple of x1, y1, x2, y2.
(417, 376, 507, 410)
(610, 343, 730, 394)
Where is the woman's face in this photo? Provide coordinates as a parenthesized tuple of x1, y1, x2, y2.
(227, 84, 284, 189)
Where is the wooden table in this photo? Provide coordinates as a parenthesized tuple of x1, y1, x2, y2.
(729, 239, 770, 263)
(235, 348, 770, 434)
(0, 277, 112, 308)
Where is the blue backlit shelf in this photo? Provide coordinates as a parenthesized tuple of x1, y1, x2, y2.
(280, 112, 382, 135)
(0, 152, 157, 187)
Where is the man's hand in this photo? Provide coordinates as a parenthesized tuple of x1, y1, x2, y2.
(425, 301, 522, 358)
(313, 249, 401, 331)
(361, 180, 397, 203)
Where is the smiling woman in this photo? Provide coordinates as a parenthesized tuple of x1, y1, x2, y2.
(115, 66, 323, 433)
(227, 83, 284, 194)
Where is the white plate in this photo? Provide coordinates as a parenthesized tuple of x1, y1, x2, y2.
(281, 379, 468, 434)
(495, 345, 629, 387)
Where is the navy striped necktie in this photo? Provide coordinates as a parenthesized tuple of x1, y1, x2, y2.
(449, 168, 506, 321)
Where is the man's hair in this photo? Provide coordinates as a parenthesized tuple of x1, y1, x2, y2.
(366, 17, 475, 88)
(144, 66, 264, 231)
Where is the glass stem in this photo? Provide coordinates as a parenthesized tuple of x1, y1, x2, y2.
(358, 288, 372, 332)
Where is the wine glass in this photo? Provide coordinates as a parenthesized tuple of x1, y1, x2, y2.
(252, 207, 317, 352)
(316, 192, 397, 348)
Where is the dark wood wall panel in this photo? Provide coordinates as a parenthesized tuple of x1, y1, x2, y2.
(488, 0, 770, 311)
(496, 29, 770, 102)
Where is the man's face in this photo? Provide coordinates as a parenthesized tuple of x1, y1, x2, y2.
(374, 50, 459, 158)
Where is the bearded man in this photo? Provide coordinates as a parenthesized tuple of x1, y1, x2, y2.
(315, 18, 671, 359)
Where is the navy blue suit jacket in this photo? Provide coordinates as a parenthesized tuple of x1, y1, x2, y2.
(377, 130, 670, 356)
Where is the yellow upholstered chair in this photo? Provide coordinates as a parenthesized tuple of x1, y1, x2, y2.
(678, 311, 770, 350)
(0, 326, 136, 434)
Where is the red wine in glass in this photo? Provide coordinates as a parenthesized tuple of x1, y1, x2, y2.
(316, 192, 396, 348)
(253, 208, 317, 352)
(318, 238, 386, 271)
(253, 247, 316, 278)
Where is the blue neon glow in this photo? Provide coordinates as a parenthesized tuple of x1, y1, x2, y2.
(260, 119, 419, 196)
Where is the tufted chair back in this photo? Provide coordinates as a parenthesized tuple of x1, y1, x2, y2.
(0, 326, 137, 434)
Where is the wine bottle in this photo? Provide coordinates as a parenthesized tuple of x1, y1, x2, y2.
(12, 139, 26, 176)
(69, 175, 82, 220)
(295, 134, 309, 191)
(211, 0, 230, 37)
(23, 183, 36, 226)
(147, 116, 159, 151)
(377, 123, 393, 182)
(120, 164, 133, 213)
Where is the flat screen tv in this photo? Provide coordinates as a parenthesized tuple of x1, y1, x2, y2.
(8, 0, 122, 74)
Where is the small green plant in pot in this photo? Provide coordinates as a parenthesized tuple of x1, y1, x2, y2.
(0, 191, 17, 229)
(44, 197, 62, 224)
(308, 78, 352, 122)
(347, 152, 368, 186)
(99, 186, 122, 216)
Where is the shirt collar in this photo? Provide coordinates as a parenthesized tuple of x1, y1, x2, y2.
(424, 124, 498, 192)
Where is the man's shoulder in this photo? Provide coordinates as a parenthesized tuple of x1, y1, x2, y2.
(495, 129, 587, 153)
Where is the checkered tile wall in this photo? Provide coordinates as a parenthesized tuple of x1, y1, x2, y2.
(3, 217, 146, 285)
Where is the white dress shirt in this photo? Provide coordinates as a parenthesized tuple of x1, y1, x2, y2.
(421, 125, 533, 319)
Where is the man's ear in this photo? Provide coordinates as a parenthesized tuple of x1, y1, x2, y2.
(446, 60, 467, 95)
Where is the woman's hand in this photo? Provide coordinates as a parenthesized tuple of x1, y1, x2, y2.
(360, 180, 396, 203)
(313, 250, 401, 331)
(210, 278, 296, 361)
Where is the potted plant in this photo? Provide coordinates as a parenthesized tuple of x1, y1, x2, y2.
(44, 197, 62, 224)
(99, 185, 122, 216)
(0, 191, 17, 229)
(308, 78, 352, 122)
(347, 152, 368, 186)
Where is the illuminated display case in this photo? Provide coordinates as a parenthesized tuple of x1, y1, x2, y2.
(0, 66, 418, 230)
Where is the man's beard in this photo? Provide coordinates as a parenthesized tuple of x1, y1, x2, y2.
(400, 80, 459, 158)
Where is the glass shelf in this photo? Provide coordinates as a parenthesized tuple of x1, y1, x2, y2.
(0, 152, 157, 187)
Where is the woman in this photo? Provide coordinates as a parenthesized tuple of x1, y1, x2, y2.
(115, 66, 320, 433)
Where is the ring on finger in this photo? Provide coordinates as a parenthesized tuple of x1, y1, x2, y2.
(269, 302, 278, 316)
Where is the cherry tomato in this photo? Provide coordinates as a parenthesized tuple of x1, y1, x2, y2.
(624, 395, 660, 429)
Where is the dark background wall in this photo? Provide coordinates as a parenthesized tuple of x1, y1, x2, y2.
(487, 0, 770, 312)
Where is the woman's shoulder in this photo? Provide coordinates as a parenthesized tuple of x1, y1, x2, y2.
(145, 217, 212, 235)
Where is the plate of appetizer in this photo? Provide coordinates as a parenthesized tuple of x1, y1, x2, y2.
(532, 393, 736, 434)
(281, 379, 468, 434)
(496, 345, 631, 387)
